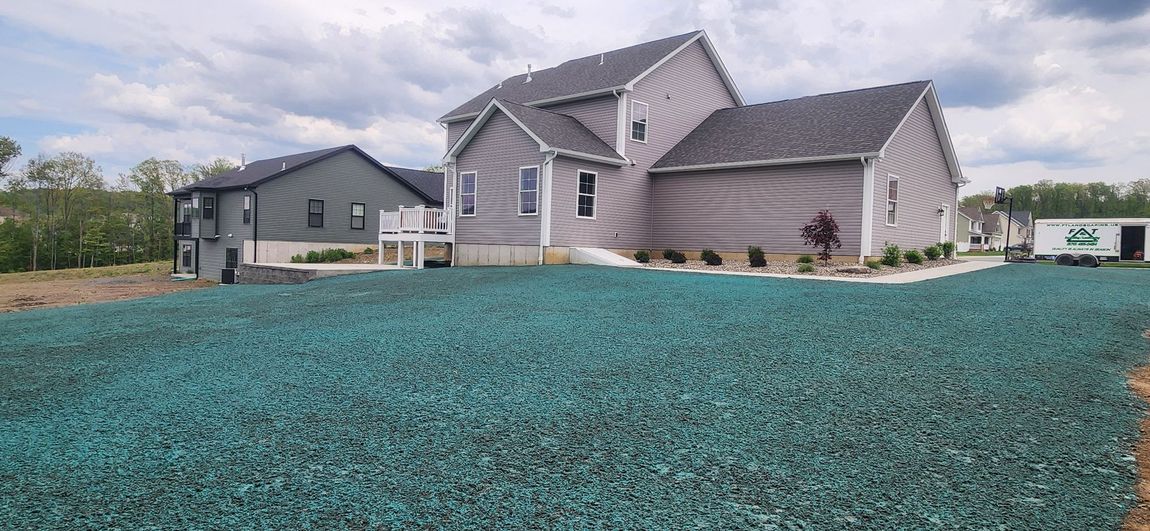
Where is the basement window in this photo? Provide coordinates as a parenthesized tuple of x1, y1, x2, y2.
(308, 199, 324, 228)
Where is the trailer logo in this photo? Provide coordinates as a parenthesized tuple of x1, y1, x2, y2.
(1065, 228, 1101, 247)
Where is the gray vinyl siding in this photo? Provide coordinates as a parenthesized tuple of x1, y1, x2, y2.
(454, 110, 544, 246)
(627, 40, 738, 169)
(540, 95, 619, 149)
(198, 190, 253, 281)
(871, 100, 958, 252)
(447, 120, 473, 152)
(256, 150, 427, 244)
(652, 161, 864, 254)
(549, 156, 648, 249)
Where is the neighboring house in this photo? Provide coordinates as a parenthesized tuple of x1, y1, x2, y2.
(170, 145, 442, 281)
(435, 30, 967, 265)
(1009, 210, 1033, 246)
(983, 211, 1005, 250)
(957, 207, 986, 252)
(0, 206, 27, 223)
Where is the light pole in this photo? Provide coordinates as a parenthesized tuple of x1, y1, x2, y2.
(994, 186, 1013, 262)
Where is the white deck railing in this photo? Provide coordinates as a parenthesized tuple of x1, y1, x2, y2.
(379, 205, 452, 234)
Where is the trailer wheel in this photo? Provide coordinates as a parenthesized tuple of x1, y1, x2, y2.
(1077, 254, 1100, 268)
(1055, 253, 1075, 266)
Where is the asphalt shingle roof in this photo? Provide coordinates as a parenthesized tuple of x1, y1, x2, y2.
(496, 100, 626, 162)
(651, 81, 932, 170)
(1011, 210, 1032, 226)
(958, 207, 984, 222)
(384, 166, 444, 204)
(440, 31, 701, 121)
(173, 145, 442, 204)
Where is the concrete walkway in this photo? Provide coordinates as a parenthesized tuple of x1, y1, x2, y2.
(642, 260, 1010, 284)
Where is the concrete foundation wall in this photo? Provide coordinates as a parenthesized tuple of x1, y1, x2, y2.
(244, 240, 376, 264)
(454, 244, 539, 266)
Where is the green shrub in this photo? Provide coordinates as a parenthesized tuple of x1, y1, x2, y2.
(289, 254, 304, 263)
(797, 254, 814, 264)
(634, 250, 650, 263)
(700, 249, 722, 266)
(923, 245, 942, 261)
(669, 251, 687, 264)
(880, 243, 901, 267)
(865, 260, 882, 270)
(305, 250, 322, 263)
(940, 241, 956, 259)
(363, 247, 374, 255)
(797, 263, 815, 273)
(904, 249, 924, 264)
(747, 246, 766, 267)
(662, 249, 675, 260)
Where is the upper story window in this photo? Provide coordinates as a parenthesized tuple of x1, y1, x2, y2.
(460, 172, 477, 216)
(350, 202, 365, 230)
(577, 170, 597, 219)
(202, 197, 215, 220)
(630, 101, 649, 143)
(308, 199, 324, 228)
(242, 195, 252, 224)
(519, 166, 538, 215)
(886, 175, 899, 226)
(181, 202, 192, 222)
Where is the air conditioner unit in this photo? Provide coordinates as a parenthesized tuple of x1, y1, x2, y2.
(220, 268, 237, 284)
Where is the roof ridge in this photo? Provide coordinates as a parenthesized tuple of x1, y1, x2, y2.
(556, 30, 702, 67)
(720, 80, 932, 111)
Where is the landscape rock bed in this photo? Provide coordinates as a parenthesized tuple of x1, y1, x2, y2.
(1, 265, 1148, 528)
(643, 258, 964, 277)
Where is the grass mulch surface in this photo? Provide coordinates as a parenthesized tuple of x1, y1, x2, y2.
(1, 265, 1149, 528)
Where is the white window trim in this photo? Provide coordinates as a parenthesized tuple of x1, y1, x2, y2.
(885, 174, 899, 227)
(576, 169, 597, 220)
(517, 165, 539, 216)
(459, 171, 477, 217)
(630, 100, 649, 143)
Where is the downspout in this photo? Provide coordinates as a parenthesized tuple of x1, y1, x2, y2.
(858, 156, 876, 264)
(245, 187, 258, 263)
(539, 150, 557, 265)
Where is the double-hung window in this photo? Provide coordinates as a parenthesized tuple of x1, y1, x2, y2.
(202, 197, 215, 220)
(460, 172, 476, 216)
(308, 199, 324, 228)
(181, 203, 192, 223)
(350, 202, 365, 230)
(181, 244, 192, 268)
(886, 175, 899, 226)
(577, 171, 597, 219)
(518, 166, 538, 215)
(630, 101, 649, 142)
(242, 195, 252, 224)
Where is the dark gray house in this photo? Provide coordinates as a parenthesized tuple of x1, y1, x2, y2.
(435, 30, 968, 264)
(171, 145, 442, 281)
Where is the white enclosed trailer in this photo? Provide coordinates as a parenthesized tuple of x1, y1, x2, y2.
(1033, 218, 1150, 266)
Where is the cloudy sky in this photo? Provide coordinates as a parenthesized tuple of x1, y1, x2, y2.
(1, 0, 1148, 195)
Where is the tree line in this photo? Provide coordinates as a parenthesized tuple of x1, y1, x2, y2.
(961, 179, 1150, 219)
(0, 137, 234, 273)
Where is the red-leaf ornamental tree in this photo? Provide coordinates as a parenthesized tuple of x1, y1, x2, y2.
(800, 209, 842, 265)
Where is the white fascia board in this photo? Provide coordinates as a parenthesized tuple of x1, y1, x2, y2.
(877, 83, 966, 184)
(549, 148, 627, 166)
(859, 157, 876, 260)
(446, 99, 549, 159)
(623, 32, 702, 92)
(623, 31, 745, 107)
(648, 152, 881, 173)
(439, 87, 626, 124)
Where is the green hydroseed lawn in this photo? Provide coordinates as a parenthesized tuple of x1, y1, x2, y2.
(2, 265, 1149, 528)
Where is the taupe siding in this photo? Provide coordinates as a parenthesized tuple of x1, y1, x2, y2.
(541, 95, 619, 148)
(549, 157, 649, 249)
(446, 120, 473, 152)
(872, 100, 958, 252)
(627, 40, 738, 169)
(455, 110, 544, 245)
(198, 190, 253, 281)
(652, 161, 864, 254)
(257, 151, 428, 244)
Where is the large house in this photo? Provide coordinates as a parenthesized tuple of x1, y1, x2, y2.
(428, 30, 967, 265)
(170, 145, 441, 281)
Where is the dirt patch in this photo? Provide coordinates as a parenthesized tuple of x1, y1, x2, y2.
(1128, 362, 1150, 530)
(0, 270, 213, 313)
